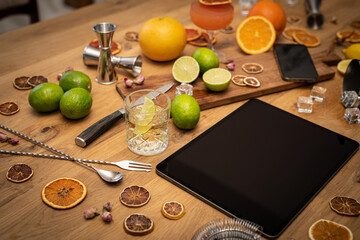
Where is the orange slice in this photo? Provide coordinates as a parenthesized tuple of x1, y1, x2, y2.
(41, 177, 87, 209)
(282, 27, 308, 41)
(13, 76, 32, 90)
(124, 214, 154, 235)
(236, 16, 276, 54)
(330, 196, 360, 216)
(89, 39, 122, 55)
(161, 201, 185, 220)
(309, 219, 353, 240)
(185, 28, 202, 42)
(336, 30, 360, 43)
(200, 0, 232, 5)
(188, 31, 216, 47)
(120, 185, 150, 207)
(0, 102, 19, 115)
(6, 163, 33, 183)
(293, 32, 320, 47)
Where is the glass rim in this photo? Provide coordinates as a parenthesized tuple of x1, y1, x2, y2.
(124, 89, 171, 113)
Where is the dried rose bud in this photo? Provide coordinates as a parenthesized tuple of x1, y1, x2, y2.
(84, 207, 99, 219)
(0, 132, 8, 142)
(8, 138, 19, 145)
(103, 201, 112, 212)
(101, 211, 112, 222)
(134, 75, 145, 85)
(65, 67, 74, 72)
(124, 78, 133, 88)
(331, 16, 337, 24)
(227, 59, 234, 63)
(57, 73, 63, 81)
(226, 63, 235, 71)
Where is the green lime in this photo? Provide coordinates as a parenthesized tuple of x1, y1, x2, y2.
(28, 82, 64, 112)
(172, 56, 200, 83)
(171, 94, 200, 130)
(134, 96, 156, 135)
(59, 88, 92, 119)
(192, 47, 219, 75)
(202, 68, 232, 92)
(59, 70, 92, 92)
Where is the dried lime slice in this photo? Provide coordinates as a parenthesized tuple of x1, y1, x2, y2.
(0, 102, 20, 115)
(172, 56, 200, 83)
(27, 75, 48, 87)
(202, 68, 232, 92)
(6, 163, 33, 183)
(124, 214, 153, 235)
(13, 76, 32, 90)
(134, 96, 156, 135)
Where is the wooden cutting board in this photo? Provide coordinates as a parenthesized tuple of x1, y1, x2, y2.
(116, 50, 340, 110)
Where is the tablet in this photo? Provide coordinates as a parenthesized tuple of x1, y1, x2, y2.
(156, 99, 359, 238)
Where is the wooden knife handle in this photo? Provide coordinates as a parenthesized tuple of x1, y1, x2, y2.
(75, 109, 124, 147)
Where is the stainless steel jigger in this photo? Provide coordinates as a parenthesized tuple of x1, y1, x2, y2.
(83, 45, 142, 77)
(306, 0, 323, 30)
(93, 22, 118, 85)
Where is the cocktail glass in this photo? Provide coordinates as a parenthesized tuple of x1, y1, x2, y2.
(124, 90, 171, 156)
(190, 0, 234, 61)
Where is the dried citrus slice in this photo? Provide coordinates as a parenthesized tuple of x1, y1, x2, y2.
(27, 75, 48, 87)
(242, 63, 264, 74)
(236, 16, 276, 54)
(185, 28, 202, 42)
(350, 20, 360, 29)
(13, 76, 32, 90)
(287, 16, 302, 25)
(293, 32, 321, 47)
(282, 27, 308, 40)
(232, 75, 247, 86)
(0, 102, 19, 115)
(330, 196, 360, 216)
(336, 30, 360, 43)
(6, 163, 33, 183)
(41, 177, 87, 209)
(161, 201, 185, 220)
(124, 31, 138, 41)
(124, 214, 154, 235)
(188, 32, 216, 47)
(200, 0, 232, 5)
(309, 219, 353, 240)
(120, 185, 150, 207)
(244, 76, 261, 87)
(89, 39, 122, 55)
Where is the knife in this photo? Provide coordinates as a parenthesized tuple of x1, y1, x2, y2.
(75, 82, 174, 147)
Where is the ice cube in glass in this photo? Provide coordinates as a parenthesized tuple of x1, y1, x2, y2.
(310, 86, 327, 102)
(297, 96, 313, 113)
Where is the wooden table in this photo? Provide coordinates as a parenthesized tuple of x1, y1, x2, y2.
(0, 0, 359, 239)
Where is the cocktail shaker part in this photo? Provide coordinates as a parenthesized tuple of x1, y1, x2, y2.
(83, 45, 142, 77)
(306, 0, 323, 30)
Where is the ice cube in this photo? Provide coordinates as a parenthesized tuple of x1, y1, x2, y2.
(297, 96, 313, 113)
(341, 91, 360, 108)
(310, 86, 327, 102)
(175, 83, 193, 97)
(344, 108, 360, 124)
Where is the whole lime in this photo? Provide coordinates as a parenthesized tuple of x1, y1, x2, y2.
(59, 88, 92, 119)
(192, 47, 219, 75)
(59, 70, 92, 92)
(28, 82, 64, 112)
(171, 94, 200, 130)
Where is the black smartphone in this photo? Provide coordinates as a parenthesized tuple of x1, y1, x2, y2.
(274, 44, 318, 82)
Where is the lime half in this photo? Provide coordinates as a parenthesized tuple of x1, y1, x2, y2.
(134, 96, 156, 135)
(172, 56, 200, 83)
(202, 68, 232, 92)
(337, 59, 352, 75)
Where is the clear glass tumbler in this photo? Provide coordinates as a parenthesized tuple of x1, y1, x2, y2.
(124, 89, 171, 156)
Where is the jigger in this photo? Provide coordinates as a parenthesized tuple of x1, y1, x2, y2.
(93, 22, 118, 85)
(83, 45, 142, 77)
(305, 0, 323, 30)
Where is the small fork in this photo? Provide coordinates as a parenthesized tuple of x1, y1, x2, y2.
(80, 159, 152, 172)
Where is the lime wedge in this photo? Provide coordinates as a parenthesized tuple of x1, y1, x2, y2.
(202, 68, 232, 92)
(134, 96, 156, 135)
(337, 59, 352, 75)
(172, 56, 200, 83)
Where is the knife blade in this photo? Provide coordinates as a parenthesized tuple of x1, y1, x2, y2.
(75, 82, 174, 147)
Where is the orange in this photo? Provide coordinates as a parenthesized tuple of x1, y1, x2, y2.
(41, 177, 87, 209)
(247, 0, 286, 38)
(236, 16, 276, 54)
(161, 201, 185, 220)
(138, 17, 187, 62)
(309, 219, 353, 240)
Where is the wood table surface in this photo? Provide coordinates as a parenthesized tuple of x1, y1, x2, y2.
(0, 0, 359, 239)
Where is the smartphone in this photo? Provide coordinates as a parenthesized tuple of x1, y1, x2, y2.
(274, 44, 318, 82)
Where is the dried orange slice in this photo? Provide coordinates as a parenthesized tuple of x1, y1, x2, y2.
(330, 196, 360, 216)
(161, 201, 185, 220)
(124, 31, 138, 41)
(185, 28, 202, 42)
(188, 31, 216, 47)
(0, 102, 19, 115)
(336, 30, 360, 43)
(6, 163, 33, 183)
(41, 177, 87, 209)
(200, 0, 232, 5)
(124, 214, 154, 235)
(293, 32, 320, 47)
(27, 75, 48, 87)
(13, 76, 32, 90)
(282, 27, 308, 40)
(120, 185, 150, 207)
(232, 75, 247, 86)
(236, 16, 276, 54)
(89, 39, 122, 55)
(309, 219, 353, 240)
(242, 63, 264, 74)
